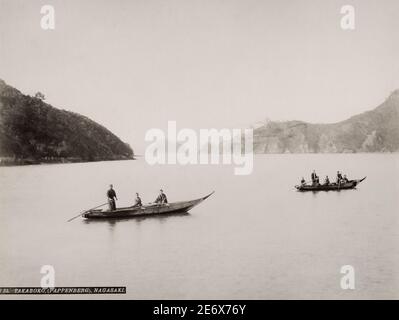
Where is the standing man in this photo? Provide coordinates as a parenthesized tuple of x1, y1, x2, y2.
(107, 184, 118, 211)
(311, 170, 316, 183)
(311, 170, 317, 185)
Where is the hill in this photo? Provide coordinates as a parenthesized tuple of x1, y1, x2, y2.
(253, 90, 399, 153)
(0, 79, 134, 165)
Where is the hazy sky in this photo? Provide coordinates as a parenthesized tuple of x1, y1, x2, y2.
(1, 0, 398, 152)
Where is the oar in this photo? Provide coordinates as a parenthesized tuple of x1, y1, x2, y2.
(67, 202, 108, 222)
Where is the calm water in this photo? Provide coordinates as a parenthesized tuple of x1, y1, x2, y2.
(0, 154, 398, 299)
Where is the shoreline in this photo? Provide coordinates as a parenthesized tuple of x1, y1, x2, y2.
(0, 157, 135, 167)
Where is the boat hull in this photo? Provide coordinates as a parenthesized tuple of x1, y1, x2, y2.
(295, 177, 366, 192)
(82, 192, 214, 219)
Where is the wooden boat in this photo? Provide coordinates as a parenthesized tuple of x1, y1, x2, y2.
(82, 191, 214, 219)
(295, 177, 366, 192)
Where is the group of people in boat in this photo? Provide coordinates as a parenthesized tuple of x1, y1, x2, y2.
(300, 170, 350, 187)
(107, 184, 168, 211)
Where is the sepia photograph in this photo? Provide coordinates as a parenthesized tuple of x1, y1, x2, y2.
(0, 0, 398, 309)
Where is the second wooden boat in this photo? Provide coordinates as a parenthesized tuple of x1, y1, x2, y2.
(295, 177, 366, 192)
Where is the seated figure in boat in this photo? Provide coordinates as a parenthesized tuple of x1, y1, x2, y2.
(300, 177, 306, 186)
(324, 175, 330, 186)
(312, 173, 320, 186)
(107, 184, 118, 211)
(155, 189, 168, 204)
(342, 174, 349, 183)
(132, 192, 142, 207)
(336, 171, 343, 183)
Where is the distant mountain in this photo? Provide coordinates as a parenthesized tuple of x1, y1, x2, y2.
(0, 79, 134, 165)
(253, 90, 399, 153)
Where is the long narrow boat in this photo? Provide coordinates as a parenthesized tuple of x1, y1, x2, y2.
(82, 191, 214, 219)
(295, 177, 366, 192)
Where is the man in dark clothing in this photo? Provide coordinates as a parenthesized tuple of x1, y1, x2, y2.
(337, 171, 343, 183)
(155, 189, 168, 204)
(107, 184, 118, 211)
(311, 170, 320, 185)
(311, 170, 317, 183)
